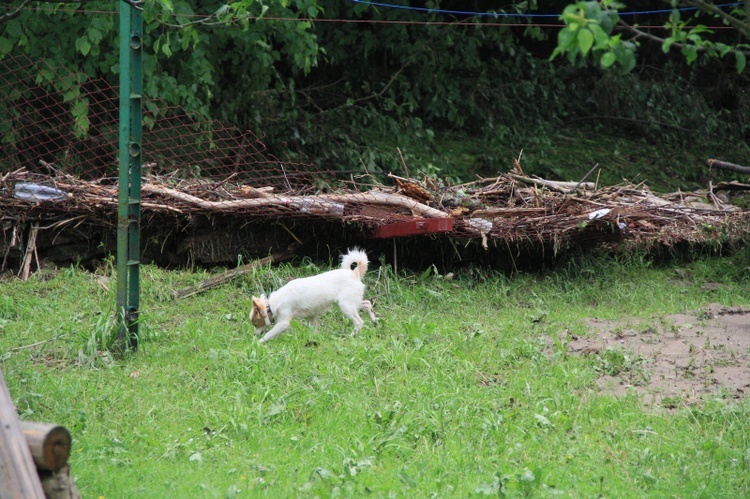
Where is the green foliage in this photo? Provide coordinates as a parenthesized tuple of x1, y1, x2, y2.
(661, 8, 750, 73)
(2, 0, 750, 183)
(266, 1, 573, 175)
(555, 1, 750, 74)
(0, 0, 322, 124)
(551, 1, 636, 71)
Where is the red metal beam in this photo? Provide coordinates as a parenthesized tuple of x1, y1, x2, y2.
(371, 218, 454, 238)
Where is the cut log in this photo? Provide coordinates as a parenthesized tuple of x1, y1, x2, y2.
(39, 465, 80, 499)
(0, 369, 46, 498)
(19, 422, 72, 472)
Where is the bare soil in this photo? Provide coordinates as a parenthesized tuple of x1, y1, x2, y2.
(568, 304, 750, 406)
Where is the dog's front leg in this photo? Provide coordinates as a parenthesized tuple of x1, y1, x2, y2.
(258, 319, 292, 343)
(308, 316, 321, 334)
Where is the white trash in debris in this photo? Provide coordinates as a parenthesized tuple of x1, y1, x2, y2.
(291, 198, 345, 216)
(14, 182, 69, 202)
(467, 218, 493, 232)
(587, 208, 610, 220)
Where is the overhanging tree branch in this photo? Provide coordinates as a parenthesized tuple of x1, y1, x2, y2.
(682, 0, 750, 39)
(0, 0, 34, 23)
(121, 0, 143, 11)
(1, 0, 142, 21)
(618, 19, 750, 57)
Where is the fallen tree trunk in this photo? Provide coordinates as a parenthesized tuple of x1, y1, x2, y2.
(707, 159, 750, 174)
(141, 185, 448, 219)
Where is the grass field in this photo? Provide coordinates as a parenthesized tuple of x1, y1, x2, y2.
(2, 249, 750, 497)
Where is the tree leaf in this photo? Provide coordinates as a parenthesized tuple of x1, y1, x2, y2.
(87, 27, 103, 45)
(600, 51, 616, 68)
(75, 36, 91, 56)
(621, 51, 637, 72)
(0, 37, 12, 58)
(557, 26, 577, 51)
(662, 38, 674, 54)
(578, 29, 594, 56)
(737, 51, 747, 74)
(589, 23, 609, 49)
(6, 21, 22, 38)
(682, 45, 699, 64)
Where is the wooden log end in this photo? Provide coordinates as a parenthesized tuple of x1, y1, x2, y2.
(20, 422, 72, 472)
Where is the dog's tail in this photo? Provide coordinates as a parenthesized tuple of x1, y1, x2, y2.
(341, 247, 369, 280)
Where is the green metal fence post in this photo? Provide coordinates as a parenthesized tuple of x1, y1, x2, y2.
(117, 0, 143, 352)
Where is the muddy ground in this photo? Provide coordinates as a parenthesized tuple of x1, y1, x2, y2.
(568, 304, 750, 406)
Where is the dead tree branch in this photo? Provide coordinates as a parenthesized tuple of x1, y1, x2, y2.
(707, 158, 750, 174)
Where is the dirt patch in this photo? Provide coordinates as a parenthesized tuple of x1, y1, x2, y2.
(569, 304, 750, 406)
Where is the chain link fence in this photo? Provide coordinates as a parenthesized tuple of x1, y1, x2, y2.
(0, 52, 325, 186)
(2, 48, 748, 270)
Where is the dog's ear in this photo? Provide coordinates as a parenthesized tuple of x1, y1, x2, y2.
(251, 296, 265, 316)
(251, 296, 268, 329)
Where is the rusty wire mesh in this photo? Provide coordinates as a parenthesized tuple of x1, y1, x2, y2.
(1, 50, 748, 259)
(0, 51, 438, 232)
(0, 52, 324, 187)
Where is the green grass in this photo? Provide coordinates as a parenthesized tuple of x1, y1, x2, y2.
(2, 251, 750, 497)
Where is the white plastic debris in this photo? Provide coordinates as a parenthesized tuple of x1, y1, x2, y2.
(291, 198, 345, 216)
(467, 218, 493, 232)
(587, 208, 610, 220)
(14, 182, 68, 202)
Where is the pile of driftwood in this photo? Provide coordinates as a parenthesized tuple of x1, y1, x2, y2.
(1, 160, 749, 267)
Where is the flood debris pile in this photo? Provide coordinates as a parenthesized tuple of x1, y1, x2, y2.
(1, 160, 748, 272)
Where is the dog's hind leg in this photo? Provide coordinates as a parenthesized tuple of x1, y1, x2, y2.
(360, 300, 378, 324)
(258, 319, 292, 343)
(339, 302, 365, 336)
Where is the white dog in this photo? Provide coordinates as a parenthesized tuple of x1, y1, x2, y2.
(251, 248, 377, 343)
